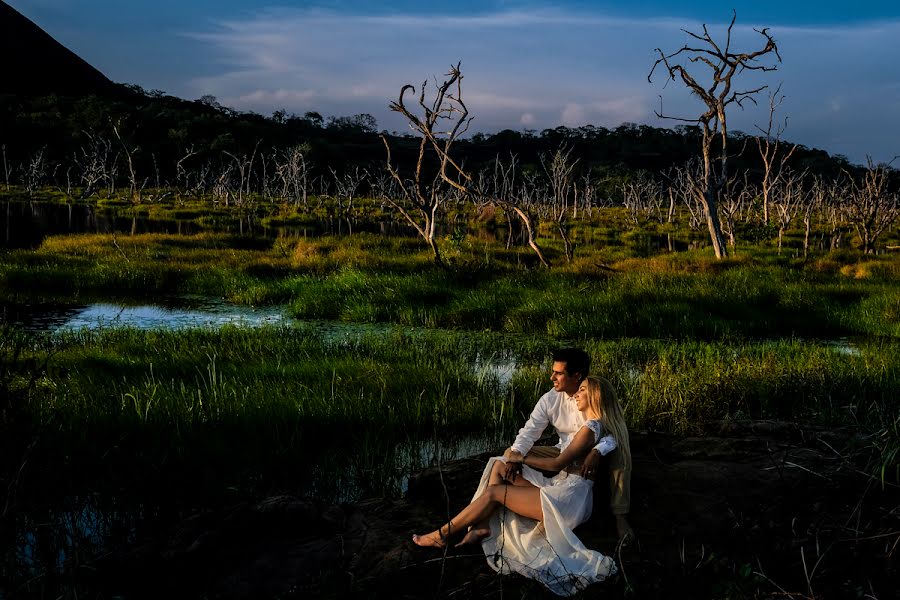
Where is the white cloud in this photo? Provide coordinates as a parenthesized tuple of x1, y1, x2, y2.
(180, 7, 900, 163)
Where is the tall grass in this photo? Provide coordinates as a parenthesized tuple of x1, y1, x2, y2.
(22, 327, 900, 451)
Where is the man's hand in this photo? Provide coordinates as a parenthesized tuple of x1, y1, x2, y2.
(580, 448, 600, 479)
(502, 448, 524, 481)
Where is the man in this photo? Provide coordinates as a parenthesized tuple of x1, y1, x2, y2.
(501, 347, 633, 541)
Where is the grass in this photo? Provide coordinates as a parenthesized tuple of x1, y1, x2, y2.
(5, 327, 897, 495)
(2, 197, 899, 494)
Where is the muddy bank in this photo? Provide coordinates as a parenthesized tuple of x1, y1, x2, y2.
(92, 422, 897, 599)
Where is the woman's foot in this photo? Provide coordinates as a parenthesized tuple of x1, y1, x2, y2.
(411, 531, 446, 548)
(454, 528, 490, 547)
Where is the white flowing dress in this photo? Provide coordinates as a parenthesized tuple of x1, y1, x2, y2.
(473, 420, 617, 596)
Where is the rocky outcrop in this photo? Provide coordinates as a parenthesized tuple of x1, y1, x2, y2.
(97, 422, 898, 598)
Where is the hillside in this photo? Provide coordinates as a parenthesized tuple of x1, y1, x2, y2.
(0, 0, 119, 97)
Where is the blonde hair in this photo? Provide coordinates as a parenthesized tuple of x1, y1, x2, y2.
(585, 376, 631, 468)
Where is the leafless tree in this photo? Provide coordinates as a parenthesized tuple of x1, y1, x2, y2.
(756, 84, 798, 226)
(771, 168, 808, 253)
(541, 145, 579, 262)
(330, 165, 368, 216)
(623, 172, 666, 226)
(382, 64, 473, 266)
(273, 144, 310, 207)
(843, 159, 900, 254)
(576, 172, 596, 219)
(666, 162, 705, 230)
(73, 131, 116, 199)
(222, 141, 261, 207)
(821, 178, 848, 250)
(719, 172, 753, 247)
(484, 154, 548, 263)
(212, 162, 236, 206)
(174, 146, 198, 202)
(23, 147, 50, 196)
(649, 11, 781, 258)
(112, 122, 147, 203)
(803, 176, 828, 256)
(2, 145, 10, 191)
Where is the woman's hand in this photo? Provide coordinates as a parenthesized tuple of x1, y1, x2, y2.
(580, 448, 600, 479)
(502, 448, 524, 481)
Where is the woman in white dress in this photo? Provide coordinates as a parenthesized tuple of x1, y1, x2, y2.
(412, 376, 628, 596)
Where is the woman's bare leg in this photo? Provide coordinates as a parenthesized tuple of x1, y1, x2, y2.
(413, 484, 543, 547)
(461, 468, 538, 544)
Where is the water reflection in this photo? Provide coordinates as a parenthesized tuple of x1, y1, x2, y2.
(2, 296, 287, 333)
(1, 200, 704, 254)
(0, 200, 424, 248)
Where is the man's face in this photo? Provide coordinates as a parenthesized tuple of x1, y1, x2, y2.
(550, 361, 580, 395)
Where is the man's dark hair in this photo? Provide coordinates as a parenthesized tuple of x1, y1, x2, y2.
(552, 348, 590, 380)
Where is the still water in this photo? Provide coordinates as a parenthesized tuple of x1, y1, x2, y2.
(0, 200, 422, 249)
(1, 199, 702, 254)
(3, 294, 287, 333)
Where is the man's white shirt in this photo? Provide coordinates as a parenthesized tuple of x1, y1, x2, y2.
(510, 388, 617, 457)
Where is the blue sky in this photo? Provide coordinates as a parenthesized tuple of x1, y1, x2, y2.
(8, 1, 900, 164)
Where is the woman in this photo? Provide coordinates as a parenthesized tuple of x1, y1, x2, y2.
(412, 376, 629, 596)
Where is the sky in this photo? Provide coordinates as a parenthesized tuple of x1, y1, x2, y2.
(7, 1, 900, 164)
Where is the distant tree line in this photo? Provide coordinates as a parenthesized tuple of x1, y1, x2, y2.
(1, 76, 897, 262)
(0, 83, 868, 197)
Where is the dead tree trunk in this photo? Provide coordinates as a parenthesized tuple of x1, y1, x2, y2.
(756, 85, 798, 227)
(650, 11, 781, 259)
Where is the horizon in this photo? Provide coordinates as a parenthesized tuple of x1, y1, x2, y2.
(6, 1, 900, 165)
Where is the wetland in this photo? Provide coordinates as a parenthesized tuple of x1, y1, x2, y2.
(1, 194, 898, 599)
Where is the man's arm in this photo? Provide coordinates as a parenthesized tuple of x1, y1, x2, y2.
(509, 391, 553, 456)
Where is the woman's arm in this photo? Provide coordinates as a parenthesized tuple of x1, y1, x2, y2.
(517, 426, 595, 472)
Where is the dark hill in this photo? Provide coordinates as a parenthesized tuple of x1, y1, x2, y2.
(0, 0, 119, 96)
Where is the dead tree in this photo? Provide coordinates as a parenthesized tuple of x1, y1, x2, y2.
(649, 11, 781, 258)
(222, 142, 261, 207)
(386, 64, 553, 268)
(174, 146, 198, 202)
(73, 131, 115, 199)
(485, 154, 548, 264)
(822, 178, 848, 250)
(112, 123, 147, 203)
(22, 148, 50, 196)
(541, 145, 578, 262)
(382, 65, 474, 266)
(623, 172, 666, 225)
(2, 145, 10, 191)
(771, 168, 808, 254)
(667, 162, 705, 230)
(330, 165, 368, 217)
(274, 144, 310, 207)
(804, 176, 828, 256)
(755, 84, 798, 226)
(844, 159, 900, 254)
(720, 172, 753, 247)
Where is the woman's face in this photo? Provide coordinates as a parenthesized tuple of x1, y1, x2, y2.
(574, 381, 589, 412)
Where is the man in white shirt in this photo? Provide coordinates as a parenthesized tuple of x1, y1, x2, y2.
(501, 348, 633, 541)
